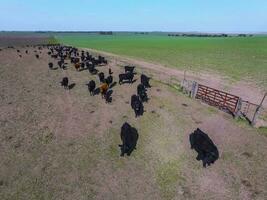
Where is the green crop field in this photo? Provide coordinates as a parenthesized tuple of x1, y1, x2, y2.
(56, 33, 267, 87)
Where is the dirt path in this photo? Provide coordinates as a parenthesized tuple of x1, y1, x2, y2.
(82, 48, 267, 109)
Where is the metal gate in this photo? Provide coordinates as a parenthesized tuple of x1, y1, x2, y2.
(195, 84, 239, 114)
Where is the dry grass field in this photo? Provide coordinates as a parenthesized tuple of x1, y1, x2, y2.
(0, 40, 267, 200)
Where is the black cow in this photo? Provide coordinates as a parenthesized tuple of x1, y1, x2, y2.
(141, 74, 151, 88)
(61, 77, 69, 89)
(88, 64, 97, 74)
(119, 73, 134, 84)
(98, 72, 105, 83)
(35, 54, 39, 59)
(81, 62, 85, 70)
(70, 57, 75, 63)
(58, 60, 64, 68)
(109, 68, 113, 75)
(124, 66, 135, 73)
(105, 75, 113, 86)
(189, 128, 219, 168)
(131, 95, 144, 117)
(25, 50, 28, 54)
(105, 90, 113, 103)
(119, 122, 139, 156)
(87, 80, 96, 96)
(48, 62, 53, 69)
(52, 54, 58, 59)
(137, 84, 148, 102)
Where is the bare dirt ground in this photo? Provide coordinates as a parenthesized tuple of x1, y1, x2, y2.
(0, 46, 267, 200)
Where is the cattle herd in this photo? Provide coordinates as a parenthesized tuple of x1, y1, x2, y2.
(3, 44, 219, 167)
(44, 44, 153, 156)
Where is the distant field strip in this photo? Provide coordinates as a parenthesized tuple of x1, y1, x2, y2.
(57, 34, 267, 86)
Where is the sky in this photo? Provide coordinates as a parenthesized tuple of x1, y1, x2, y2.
(0, 0, 267, 33)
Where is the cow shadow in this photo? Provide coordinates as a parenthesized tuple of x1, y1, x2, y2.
(68, 83, 76, 90)
(109, 82, 117, 89)
(79, 68, 87, 72)
(189, 128, 219, 167)
(132, 79, 137, 83)
(89, 69, 99, 75)
(120, 79, 137, 85)
(51, 67, 58, 70)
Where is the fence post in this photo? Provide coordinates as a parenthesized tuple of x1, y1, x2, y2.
(191, 81, 198, 99)
(234, 98, 242, 118)
(251, 106, 261, 127)
(251, 92, 266, 126)
(180, 80, 185, 93)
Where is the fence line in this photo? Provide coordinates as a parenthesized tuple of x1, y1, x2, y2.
(181, 79, 262, 126)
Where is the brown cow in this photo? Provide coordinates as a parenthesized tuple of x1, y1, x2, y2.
(100, 83, 108, 98)
(75, 63, 80, 71)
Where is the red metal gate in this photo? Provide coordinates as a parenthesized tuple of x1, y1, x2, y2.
(195, 84, 239, 114)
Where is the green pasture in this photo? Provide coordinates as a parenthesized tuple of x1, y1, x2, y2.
(56, 33, 267, 87)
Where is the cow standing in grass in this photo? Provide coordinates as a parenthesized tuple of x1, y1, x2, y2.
(119, 73, 134, 84)
(48, 62, 53, 70)
(75, 63, 80, 71)
(119, 122, 139, 156)
(137, 84, 148, 102)
(189, 128, 219, 167)
(100, 83, 108, 99)
(87, 80, 96, 96)
(141, 74, 151, 88)
(124, 66, 135, 73)
(131, 95, 144, 117)
(105, 75, 113, 86)
(98, 72, 105, 83)
(61, 77, 69, 89)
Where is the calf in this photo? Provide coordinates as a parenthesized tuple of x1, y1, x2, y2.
(131, 95, 144, 117)
(119, 73, 134, 84)
(124, 66, 135, 73)
(141, 74, 151, 88)
(98, 72, 105, 83)
(87, 80, 96, 96)
(189, 128, 219, 167)
(119, 122, 139, 156)
(61, 77, 69, 89)
(137, 84, 148, 102)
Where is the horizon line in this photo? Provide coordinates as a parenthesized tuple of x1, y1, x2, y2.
(1, 30, 267, 34)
